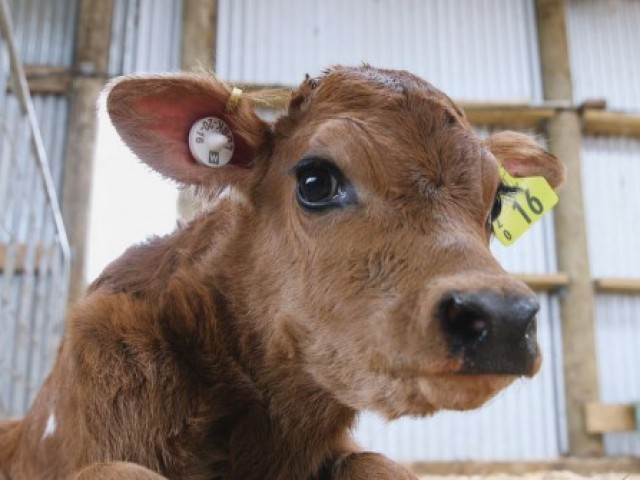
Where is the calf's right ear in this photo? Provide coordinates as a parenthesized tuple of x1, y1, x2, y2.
(106, 73, 270, 190)
(485, 131, 566, 189)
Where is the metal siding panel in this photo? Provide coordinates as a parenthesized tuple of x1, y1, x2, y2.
(595, 294, 640, 455)
(7, 0, 77, 67)
(582, 136, 640, 456)
(567, 0, 640, 111)
(582, 136, 640, 278)
(0, 0, 73, 417)
(217, 0, 542, 102)
(109, 0, 183, 76)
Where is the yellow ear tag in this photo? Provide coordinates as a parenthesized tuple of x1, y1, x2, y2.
(492, 167, 558, 246)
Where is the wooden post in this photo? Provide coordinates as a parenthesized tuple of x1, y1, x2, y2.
(535, 0, 604, 456)
(61, 0, 113, 305)
(181, 0, 217, 71)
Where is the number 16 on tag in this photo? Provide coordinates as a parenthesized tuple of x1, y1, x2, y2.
(492, 168, 558, 246)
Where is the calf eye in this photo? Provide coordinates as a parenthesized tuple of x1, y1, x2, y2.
(299, 167, 336, 203)
(294, 158, 356, 211)
(490, 195, 502, 223)
(490, 183, 520, 227)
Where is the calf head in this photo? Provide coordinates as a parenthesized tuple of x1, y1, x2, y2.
(107, 66, 564, 421)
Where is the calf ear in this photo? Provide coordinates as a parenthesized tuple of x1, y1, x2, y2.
(106, 73, 270, 189)
(485, 131, 566, 189)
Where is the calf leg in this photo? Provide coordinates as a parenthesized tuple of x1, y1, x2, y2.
(332, 452, 418, 480)
(71, 462, 168, 480)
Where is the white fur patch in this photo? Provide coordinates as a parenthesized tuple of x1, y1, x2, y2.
(177, 185, 249, 227)
(42, 412, 57, 439)
(216, 185, 248, 206)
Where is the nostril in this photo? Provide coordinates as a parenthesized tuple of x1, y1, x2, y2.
(439, 293, 491, 347)
(438, 291, 540, 375)
(517, 297, 540, 326)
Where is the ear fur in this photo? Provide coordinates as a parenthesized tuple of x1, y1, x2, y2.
(485, 131, 566, 189)
(106, 73, 270, 189)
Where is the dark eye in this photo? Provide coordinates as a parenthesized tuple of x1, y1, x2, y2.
(490, 195, 502, 223)
(490, 183, 520, 228)
(299, 167, 337, 203)
(294, 158, 356, 211)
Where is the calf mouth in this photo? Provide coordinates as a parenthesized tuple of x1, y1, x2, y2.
(366, 370, 519, 418)
(367, 343, 541, 416)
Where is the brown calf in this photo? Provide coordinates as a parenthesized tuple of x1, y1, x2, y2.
(0, 65, 564, 480)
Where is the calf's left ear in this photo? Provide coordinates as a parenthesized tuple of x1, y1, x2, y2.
(485, 131, 566, 189)
(106, 73, 270, 190)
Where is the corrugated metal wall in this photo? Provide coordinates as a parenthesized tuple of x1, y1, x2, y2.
(581, 136, 640, 456)
(567, 0, 640, 112)
(217, 0, 567, 461)
(1, 0, 183, 418)
(0, 0, 74, 417)
(567, 0, 640, 457)
(109, 0, 182, 76)
(217, 0, 543, 102)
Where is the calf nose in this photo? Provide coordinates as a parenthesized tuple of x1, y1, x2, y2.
(438, 291, 539, 375)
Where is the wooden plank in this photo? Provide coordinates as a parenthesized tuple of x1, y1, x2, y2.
(461, 103, 556, 128)
(225, 84, 640, 137)
(181, 0, 217, 71)
(411, 457, 640, 476)
(24, 65, 71, 94)
(585, 402, 638, 433)
(5, 65, 71, 94)
(514, 272, 570, 292)
(535, 0, 603, 456)
(0, 244, 53, 274)
(584, 110, 640, 139)
(595, 277, 640, 295)
(236, 86, 559, 127)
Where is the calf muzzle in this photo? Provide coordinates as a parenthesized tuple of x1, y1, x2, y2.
(438, 291, 540, 375)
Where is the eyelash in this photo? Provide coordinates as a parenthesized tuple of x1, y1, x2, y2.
(489, 183, 520, 230)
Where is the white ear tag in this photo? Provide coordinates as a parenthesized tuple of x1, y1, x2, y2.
(188, 117, 235, 168)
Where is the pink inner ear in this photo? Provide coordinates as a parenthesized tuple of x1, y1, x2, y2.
(140, 94, 253, 171)
(501, 160, 537, 179)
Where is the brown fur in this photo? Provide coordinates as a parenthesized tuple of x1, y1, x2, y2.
(0, 65, 564, 480)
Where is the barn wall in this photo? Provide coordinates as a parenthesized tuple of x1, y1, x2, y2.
(216, 0, 543, 102)
(109, 0, 183, 76)
(0, 0, 184, 418)
(567, 0, 640, 456)
(0, 0, 74, 416)
(566, 0, 640, 111)
(581, 135, 640, 456)
(216, 0, 567, 461)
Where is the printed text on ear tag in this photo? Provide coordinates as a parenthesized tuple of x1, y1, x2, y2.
(492, 167, 558, 246)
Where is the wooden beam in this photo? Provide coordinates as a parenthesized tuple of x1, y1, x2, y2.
(225, 84, 640, 137)
(61, 0, 113, 306)
(181, 0, 217, 71)
(584, 110, 640, 138)
(514, 272, 570, 292)
(585, 402, 638, 433)
(411, 457, 640, 476)
(460, 102, 556, 128)
(23, 64, 71, 94)
(535, 0, 603, 456)
(234, 86, 560, 127)
(595, 278, 640, 295)
(5, 65, 72, 95)
(0, 244, 54, 274)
